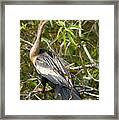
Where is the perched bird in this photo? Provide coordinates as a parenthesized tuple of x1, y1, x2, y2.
(30, 20, 80, 100)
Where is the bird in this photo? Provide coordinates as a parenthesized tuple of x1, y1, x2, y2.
(29, 20, 80, 100)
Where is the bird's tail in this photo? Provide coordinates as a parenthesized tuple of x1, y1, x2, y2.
(59, 87, 80, 100)
(71, 87, 80, 100)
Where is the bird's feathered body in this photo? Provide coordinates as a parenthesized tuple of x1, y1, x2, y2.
(34, 49, 80, 100)
(30, 20, 80, 100)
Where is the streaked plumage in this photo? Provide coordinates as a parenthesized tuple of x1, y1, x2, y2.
(30, 21, 80, 100)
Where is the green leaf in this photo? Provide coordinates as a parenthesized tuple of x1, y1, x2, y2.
(65, 28, 75, 38)
(68, 25, 82, 30)
(56, 27, 63, 39)
(41, 37, 53, 50)
(49, 20, 53, 27)
(67, 33, 77, 46)
(57, 20, 65, 27)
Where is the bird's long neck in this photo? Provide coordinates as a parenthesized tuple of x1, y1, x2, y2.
(30, 21, 46, 63)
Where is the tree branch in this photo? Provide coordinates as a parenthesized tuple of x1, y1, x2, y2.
(68, 63, 98, 70)
(20, 38, 33, 46)
(82, 43, 95, 64)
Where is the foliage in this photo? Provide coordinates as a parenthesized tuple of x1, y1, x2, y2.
(20, 20, 99, 100)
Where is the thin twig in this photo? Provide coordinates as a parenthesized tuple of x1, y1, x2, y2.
(34, 94, 42, 100)
(69, 63, 98, 70)
(87, 69, 99, 82)
(82, 43, 95, 64)
(20, 38, 33, 46)
(21, 78, 38, 84)
(25, 80, 42, 100)
(78, 20, 82, 37)
(34, 81, 42, 91)
(83, 92, 99, 98)
(75, 69, 83, 76)
(75, 85, 99, 92)
(65, 63, 75, 69)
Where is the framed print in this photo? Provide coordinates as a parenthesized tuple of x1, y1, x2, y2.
(0, 0, 118, 119)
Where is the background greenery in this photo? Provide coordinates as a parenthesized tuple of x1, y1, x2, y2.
(20, 20, 99, 100)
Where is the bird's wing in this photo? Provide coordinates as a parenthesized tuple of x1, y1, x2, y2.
(34, 52, 71, 88)
(53, 55, 73, 87)
(47, 50, 69, 74)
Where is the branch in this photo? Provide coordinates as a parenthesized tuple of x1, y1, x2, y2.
(25, 78, 42, 100)
(20, 38, 33, 46)
(78, 20, 82, 37)
(69, 63, 99, 70)
(82, 43, 95, 64)
(34, 94, 42, 100)
(83, 92, 99, 98)
(87, 69, 99, 82)
(75, 85, 99, 92)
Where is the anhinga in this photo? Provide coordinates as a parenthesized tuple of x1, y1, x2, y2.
(30, 20, 80, 100)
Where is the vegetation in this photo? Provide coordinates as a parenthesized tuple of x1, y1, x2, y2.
(20, 20, 99, 100)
